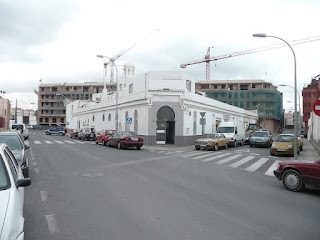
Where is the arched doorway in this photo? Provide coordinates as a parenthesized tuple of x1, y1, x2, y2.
(156, 106, 175, 144)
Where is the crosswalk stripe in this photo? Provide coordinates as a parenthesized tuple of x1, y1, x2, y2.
(264, 160, 279, 176)
(202, 152, 233, 163)
(216, 154, 242, 165)
(182, 151, 210, 158)
(44, 141, 53, 144)
(34, 141, 41, 144)
(191, 151, 220, 160)
(174, 151, 184, 153)
(229, 156, 255, 168)
(64, 140, 75, 144)
(54, 141, 64, 144)
(75, 141, 86, 144)
(245, 158, 268, 172)
(157, 151, 165, 153)
(164, 152, 175, 155)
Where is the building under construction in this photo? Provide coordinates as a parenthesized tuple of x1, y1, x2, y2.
(195, 79, 284, 134)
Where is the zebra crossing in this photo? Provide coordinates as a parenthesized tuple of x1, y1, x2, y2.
(151, 149, 282, 177)
(32, 140, 87, 145)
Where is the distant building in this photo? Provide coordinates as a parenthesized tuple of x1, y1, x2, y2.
(302, 75, 320, 133)
(10, 108, 37, 126)
(195, 79, 284, 134)
(0, 98, 11, 131)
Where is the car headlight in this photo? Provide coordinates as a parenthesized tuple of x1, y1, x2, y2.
(272, 143, 276, 147)
(288, 145, 292, 148)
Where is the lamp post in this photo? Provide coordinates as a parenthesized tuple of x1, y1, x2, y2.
(253, 33, 298, 160)
(97, 55, 119, 131)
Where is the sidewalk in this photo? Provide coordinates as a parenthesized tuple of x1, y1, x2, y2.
(309, 139, 320, 158)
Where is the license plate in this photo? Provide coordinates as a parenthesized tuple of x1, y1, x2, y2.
(277, 149, 286, 152)
(200, 145, 206, 147)
(131, 137, 138, 141)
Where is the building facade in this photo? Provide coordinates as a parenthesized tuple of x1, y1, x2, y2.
(66, 71, 258, 146)
(195, 80, 283, 134)
(37, 82, 110, 126)
(0, 98, 11, 131)
(302, 76, 320, 133)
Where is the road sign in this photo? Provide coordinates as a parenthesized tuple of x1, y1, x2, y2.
(126, 117, 133, 124)
(200, 118, 206, 125)
(313, 99, 320, 116)
(200, 112, 206, 118)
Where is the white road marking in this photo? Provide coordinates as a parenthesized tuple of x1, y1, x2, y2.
(164, 152, 175, 155)
(182, 151, 210, 158)
(202, 152, 233, 163)
(45, 214, 60, 234)
(64, 140, 75, 144)
(191, 151, 221, 160)
(74, 141, 86, 144)
(216, 154, 242, 164)
(250, 153, 260, 156)
(44, 141, 53, 144)
(54, 140, 64, 144)
(40, 190, 48, 201)
(229, 156, 255, 168)
(245, 158, 268, 172)
(174, 151, 184, 153)
(264, 161, 279, 176)
(33, 162, 37, 166)
(157, 151, 165, 153)
(34, 141, 41, 144)
(34, 168, 39, 173)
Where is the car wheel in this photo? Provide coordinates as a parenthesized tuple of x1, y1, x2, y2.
(96, 140, 98, 144)
(118, 142, 122, 149)
(213, 144, 218, 151)
(59, 132, 63, 136)
(23, 167, 29, 178)
(195, 146, 200, 150)
(137, 146, 141, 150)
(250, 144, 253, 147)
(107, 141, 111, 147)
(282, 169, 304, 192)
(270, 151, 275, 156)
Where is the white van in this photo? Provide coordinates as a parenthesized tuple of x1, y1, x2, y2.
(11, 123, 29, 140)
(217, 121, 245, 147)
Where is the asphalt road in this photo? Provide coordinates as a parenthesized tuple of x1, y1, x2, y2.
(24, 130, 320, 240)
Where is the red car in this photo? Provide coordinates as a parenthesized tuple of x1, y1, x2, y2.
(96, 130, 116, 145)
(107, 131, 143, 150)
(273, 160, 320, 191)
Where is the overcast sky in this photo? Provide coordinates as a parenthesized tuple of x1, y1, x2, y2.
(1, 0, 319, 111)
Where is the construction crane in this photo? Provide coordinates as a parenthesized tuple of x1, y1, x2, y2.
(98, 28, 159, 83)
(180, 35, 320, 80)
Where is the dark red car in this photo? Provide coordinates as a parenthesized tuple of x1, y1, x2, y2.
(96, 130, 116, 145)
(107, 131, 143, 150)
(273, 160, 320, 191)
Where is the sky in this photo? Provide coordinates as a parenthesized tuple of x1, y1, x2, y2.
(1, 0, 319, 111)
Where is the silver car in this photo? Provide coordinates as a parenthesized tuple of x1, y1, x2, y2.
(0, 132, 30, 178)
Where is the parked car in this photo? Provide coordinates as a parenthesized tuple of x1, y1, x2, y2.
(0, 143, 31, 240)
(96, 130, 116, 145)
(270, 134, 300, 156)
(70, 129, 80, 139)
(107, 131, 143, 150)
(11, 124, 29, 140)
(45, 126, 66, 135)
(244, 132, 252, 145)
(0, 132, 30, 178)
(273, 159, 320, 191)
(78, 127, 96, 141)
(26, 124, 34, 129)
(194, 133, 229, 150)
(249, 130, 273, 148)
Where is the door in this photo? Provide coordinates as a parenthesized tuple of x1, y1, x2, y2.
(156, 121, 166, 145)
(156, 106, 175, 145)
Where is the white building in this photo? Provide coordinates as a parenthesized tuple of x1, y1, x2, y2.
(66, 67, 258, 146)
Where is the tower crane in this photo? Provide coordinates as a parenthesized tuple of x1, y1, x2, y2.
(180, 35, 320, 80)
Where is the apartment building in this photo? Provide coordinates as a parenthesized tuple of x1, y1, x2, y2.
(38, 82, 112, 126)
(302, 76, 320, 133)
(195, 79, 284, 133)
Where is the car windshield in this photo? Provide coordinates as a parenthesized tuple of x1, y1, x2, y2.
(0, 135, 23, 150)
(217, 127, 234, 133)
(253, 132, 268, 137)
(0, 155, 10, 191)
(275, 135, 293, 142)
(106, 131, 115, 135)
(11, 124, 23, 130)
(202, 134, 219, 139)
(122, 132, 137, 137)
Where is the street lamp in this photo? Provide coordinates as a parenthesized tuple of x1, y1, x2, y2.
(97, 54, 119, 131)
(253, 33, 298, 160)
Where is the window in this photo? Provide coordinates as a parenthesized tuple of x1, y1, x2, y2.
(60, 118, 64, 123)
(129, 84, 133, 94)
(92, 115, 95, 122)
(4, 149, 18, 181)
(52, 87, 57, 92)
(40, 118, 43, 122)
(45, 118, 49, 123)
(74, 87, 77, 91)
(53, 118, 57, 123)
(200, 84, 209, 90)
(83, 87, 89, 92)
(119, 84, 123, 91)
(252, 84, 256, 89)
(103, 114, 105, 121)
(240, 92, 245, 99)
(108, 113, 111, 121)
(51, 110, 54, 114)
(221, 85, 226, 89)
(240, 85, 248, 90)
(213, 85, 217, 89)
(234, 92, 238, 99)
(228, 92, 232, 99)
(66, 87, 69, 91)
(186, 80, 192, 92)
(229, 85, 233, 90)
